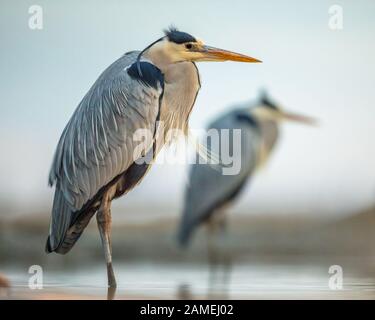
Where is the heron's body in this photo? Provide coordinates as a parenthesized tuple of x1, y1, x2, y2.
(178, 104, 278, 246)
(177, 95, 315, 247)
(46, 28, 261, 289)
(47, 52, 200, 254)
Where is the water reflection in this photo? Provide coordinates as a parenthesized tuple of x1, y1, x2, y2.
(2, 257, 375, 299)
(176, 283, 192, 300)
(107, 286, 116, 300)
(207, 250, 232, 299)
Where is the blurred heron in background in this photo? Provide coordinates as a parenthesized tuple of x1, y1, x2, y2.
(46, 27, 261, 290)
(177, 92, 316, 260)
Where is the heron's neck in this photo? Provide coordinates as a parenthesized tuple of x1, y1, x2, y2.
(148, 62, 200, 155)
(163, 62, 200, 128)
(143, 41, 177, 72)
(142, 42, 200, 138)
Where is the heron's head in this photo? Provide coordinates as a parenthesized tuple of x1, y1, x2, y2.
(251, 91, 317, 125)
(143, 27, 261, 68)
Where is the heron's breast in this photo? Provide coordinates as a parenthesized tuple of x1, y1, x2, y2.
(158, 62, 200, 144)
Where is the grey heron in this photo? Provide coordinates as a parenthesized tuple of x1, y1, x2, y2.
(177, 92, 316, 250)
(46, 27, 261, 288)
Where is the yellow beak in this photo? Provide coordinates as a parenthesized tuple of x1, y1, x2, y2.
(197, 45, 262, 63)
(280, 111, 318, 126)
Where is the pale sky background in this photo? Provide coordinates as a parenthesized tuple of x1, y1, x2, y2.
(0, 0, 374, 218)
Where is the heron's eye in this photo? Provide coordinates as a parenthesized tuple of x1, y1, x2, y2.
(185, 43, 193, 50)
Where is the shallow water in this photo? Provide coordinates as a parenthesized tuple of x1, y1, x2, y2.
(3, 258, 375, 299)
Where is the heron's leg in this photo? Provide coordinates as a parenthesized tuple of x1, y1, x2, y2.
(209, 209, 227, 259)
(206, 217, 217, 263)
(207, 209, 232, 293)
(96, 187, 117, 289)
(206, 216, 220, 288)
(107, 286, 116, 301)
(216, 211, 232, 287)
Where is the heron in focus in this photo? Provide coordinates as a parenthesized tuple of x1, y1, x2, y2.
(46, 27, 261, 289)
(177, 92, 316, 255)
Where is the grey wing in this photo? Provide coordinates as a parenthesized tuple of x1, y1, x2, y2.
(177, 115, 261, 246)
(47, 52, 164, 251)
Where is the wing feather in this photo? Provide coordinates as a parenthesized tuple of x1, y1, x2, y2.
(47, 52, 164, 251)
(178, 110, 261, 246)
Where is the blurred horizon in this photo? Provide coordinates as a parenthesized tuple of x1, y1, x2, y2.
(0, 0, 375, 219)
